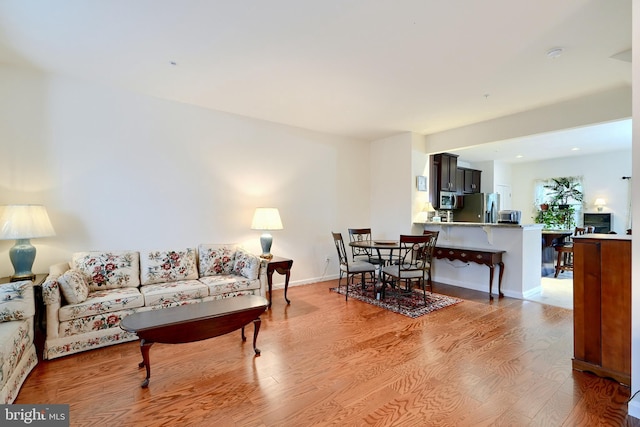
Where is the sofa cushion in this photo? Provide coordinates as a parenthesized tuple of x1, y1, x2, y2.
(232, 248, 260, 281)
(72, 251, 140, 291)
(140, 248, 198, 285)
(140, 279, 208, 307)
(0, 281, 34, 323)
(58, 287, 144, 322)
(59, 309, 137, 337)
(57, 269, 90, 304)
(198, 244, 237, 277)
(198, 275, 260, 297)
(0, 317, 33, 392)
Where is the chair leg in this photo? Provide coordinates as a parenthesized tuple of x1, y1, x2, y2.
(339, 271, 348, 301)
(554, 250, 562, 278)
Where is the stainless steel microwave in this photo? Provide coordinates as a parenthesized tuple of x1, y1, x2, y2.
(439, 191, 459, 209)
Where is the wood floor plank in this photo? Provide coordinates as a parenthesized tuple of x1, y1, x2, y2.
(15, 280, 640, 426)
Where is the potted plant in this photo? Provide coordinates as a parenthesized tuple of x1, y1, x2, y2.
(544, 177, 583, 209)
(534, 202, 577, 229)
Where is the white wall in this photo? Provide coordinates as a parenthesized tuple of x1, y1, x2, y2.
(0, 64, 371, 285)
(629, 0, 640, 418)
(509, 150, 631, 233)
(370, 132, 414, 238)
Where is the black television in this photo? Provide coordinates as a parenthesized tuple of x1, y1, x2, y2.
(583, 213, 612, 233)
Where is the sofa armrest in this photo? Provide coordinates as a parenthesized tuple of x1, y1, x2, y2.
(0, 280, 35, 322)
(42, 262, 69, 341)
(258, 258, 268, 297)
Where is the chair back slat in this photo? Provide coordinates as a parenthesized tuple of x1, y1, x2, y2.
(397, 233, 439, 273)
(348, 228, 373, 259)
(332, 232, 349, 267)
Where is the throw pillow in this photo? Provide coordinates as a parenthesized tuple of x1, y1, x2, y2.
(71, 251, 140, 291)
(232, 248, 260, 281)
(0, 280, 35, 322)
(57, 269, 90, 304)
(198, 244, 237, 277)
(140, 248, 198, 285)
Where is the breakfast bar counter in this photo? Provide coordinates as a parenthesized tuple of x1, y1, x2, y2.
(417, 222, 543, 299)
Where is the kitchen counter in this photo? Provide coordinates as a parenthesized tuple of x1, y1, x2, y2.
(421, 222, 542, 299)
(415, 222, 542, 229)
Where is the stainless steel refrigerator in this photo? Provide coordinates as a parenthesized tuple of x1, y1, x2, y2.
(455, 193, 500, 223)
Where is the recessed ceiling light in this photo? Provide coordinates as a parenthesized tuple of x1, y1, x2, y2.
(546, 47, 564, 59)
(571, 147, 580, 151)
(516, 155, 524, 158)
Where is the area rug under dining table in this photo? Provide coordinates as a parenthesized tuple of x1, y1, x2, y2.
(330, 284, 463, 318)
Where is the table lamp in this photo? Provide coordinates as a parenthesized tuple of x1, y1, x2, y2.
(594, 198, 606, 212)
(0, 205, 56, 282)
(414, 202, 437, 222)
(251, 207, 283, 259)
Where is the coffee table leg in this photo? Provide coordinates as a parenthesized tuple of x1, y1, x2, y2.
(241, 325, 247, 342)
(139, 339, 154, 388)
(253, 317, 261, 355)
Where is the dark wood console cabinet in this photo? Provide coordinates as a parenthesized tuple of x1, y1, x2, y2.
(572, 234, 631, 386)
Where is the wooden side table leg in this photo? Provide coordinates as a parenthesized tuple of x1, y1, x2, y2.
(252, 317, 262, 355)
(488, 265, 495, 300)
(284, 269, 291, 305)
(139, 339, 154, 388)
(498, 262, 505, 297)
(267, 271, 274, 309)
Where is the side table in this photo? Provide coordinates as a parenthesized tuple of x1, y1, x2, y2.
(0, 273, 47, 332)
(265, 256, 293, 308)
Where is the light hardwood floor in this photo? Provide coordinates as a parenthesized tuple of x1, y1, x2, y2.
(17, 280, 638, 426)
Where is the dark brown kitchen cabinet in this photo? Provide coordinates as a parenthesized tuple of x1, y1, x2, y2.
(432, 153, 458, 192)
(462, 168, 481, 193)
(572, 234, 631, 386)
(455, 168, 464, 194)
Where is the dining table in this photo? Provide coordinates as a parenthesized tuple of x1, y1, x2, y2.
(541, 229, 573, 276)
(541, 229, 573, 248)
(348, 239, 400, 266)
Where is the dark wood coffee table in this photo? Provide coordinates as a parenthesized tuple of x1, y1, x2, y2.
(120, 294, 268, 387)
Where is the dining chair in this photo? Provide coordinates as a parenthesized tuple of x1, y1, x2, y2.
(554, 226, 593, 277)
(380, 232, 439, 306)
(348, 228, 384, 266)
(332, 232, 377, 301)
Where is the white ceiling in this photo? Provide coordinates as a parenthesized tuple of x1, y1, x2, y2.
(0, 0, 632, 158)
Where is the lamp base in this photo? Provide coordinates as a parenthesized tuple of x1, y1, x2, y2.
(9, 238, 37, 283)
(10, 273, 36, 283)
(259, 232, 274, 259)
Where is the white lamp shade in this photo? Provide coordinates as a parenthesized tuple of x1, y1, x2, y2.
(251, 208, 283, 230)
(594, 198, 606, 207)
(0, 205, 56, 239)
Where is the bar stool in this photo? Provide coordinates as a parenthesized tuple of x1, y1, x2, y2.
(554, 227, 591, 277)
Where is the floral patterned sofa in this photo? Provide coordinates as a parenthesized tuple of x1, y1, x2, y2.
(0, 279, 37, 403)
(42, 244, 264, 360)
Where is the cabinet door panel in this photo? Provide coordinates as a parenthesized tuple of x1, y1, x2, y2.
(573, 241, 601, 364)
(600, 241, 631, 374)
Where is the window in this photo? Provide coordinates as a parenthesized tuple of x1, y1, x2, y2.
(534, 176, 584, 229)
